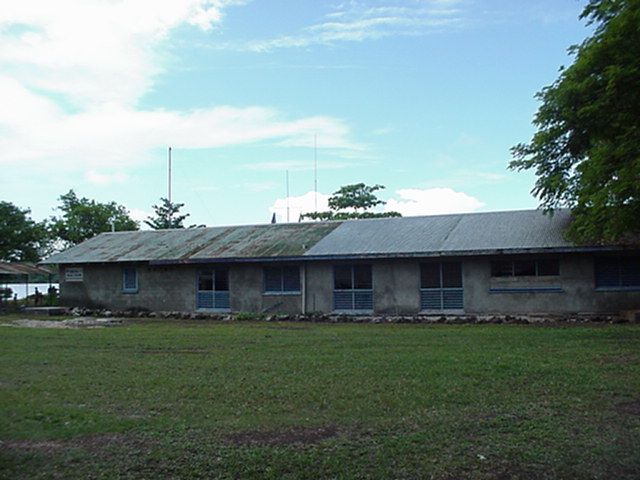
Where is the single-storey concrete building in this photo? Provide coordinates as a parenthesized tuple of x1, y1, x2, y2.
(41, 209, 640, 315)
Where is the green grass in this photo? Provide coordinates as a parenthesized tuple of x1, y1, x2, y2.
(1, 320, 640, 479)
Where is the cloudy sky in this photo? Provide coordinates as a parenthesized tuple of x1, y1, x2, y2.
(1, 0, 589, 226)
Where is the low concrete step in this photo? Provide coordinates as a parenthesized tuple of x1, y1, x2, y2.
(23, 307, 68, 316)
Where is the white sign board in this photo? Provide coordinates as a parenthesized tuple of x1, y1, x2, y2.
(65, 267, 84, 282)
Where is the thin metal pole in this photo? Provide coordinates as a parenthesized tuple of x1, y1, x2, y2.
(286, 170, 290, 223)
(314, 135, 318, 212)
(168, 146, 172, 203)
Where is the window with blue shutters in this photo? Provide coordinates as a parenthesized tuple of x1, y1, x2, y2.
(595, 257, 640, 290)
(263, 266, 300, 294)
(333, 265, 373, 312)
(122, 267, 138, 293)
(420, 262, 463, 311)
(197, 268, 230, 310)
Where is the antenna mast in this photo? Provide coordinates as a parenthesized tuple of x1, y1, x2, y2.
(314, 134, 318, 212)
(168, 146, 172, 204)
(286, 170, 290, 223)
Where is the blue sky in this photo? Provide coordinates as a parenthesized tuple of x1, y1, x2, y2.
(0, 0, 590, 227)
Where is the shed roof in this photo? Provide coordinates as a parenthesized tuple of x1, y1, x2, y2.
(0, 262, 55, 276)
(305, 209, 575, 257)
(41, 209, 622, 266)
(41, 222, 341, 264)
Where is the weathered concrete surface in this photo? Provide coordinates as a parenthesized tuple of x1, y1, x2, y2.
(464, 254, 640, 314)
(60, 264, 197, 312)
(230, 263, 301, 314)
(59, 254, 640, 315)
(372, 260, 421, 315)
(23, 307, 68, 316)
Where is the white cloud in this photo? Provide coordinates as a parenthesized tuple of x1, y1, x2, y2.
(128, 208, 152, 225)
(385, 188, 484, 216)
(0, 85, 356, 170)
(239, 0, 467, 52)
(85, 170, 128, 185)
(0, 0, 244, 107)
(269, 191, 330, 223)
(269, 186, 483, 223)
(0, 0, 358, 176)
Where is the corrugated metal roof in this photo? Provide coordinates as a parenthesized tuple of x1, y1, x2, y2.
(41, 222, 342, 264)
(305, 209, 575, 257)
(0, 262, 55, 275)
(42, 209, 621, 265)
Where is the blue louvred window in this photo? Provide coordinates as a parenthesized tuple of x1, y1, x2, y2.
(420, 262, 463, 311)
(122, 267, 138, 293)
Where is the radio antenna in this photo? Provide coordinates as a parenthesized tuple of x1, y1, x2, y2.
(286, 170, 290, 223)
(314, 135, 318, 212)
(168, 146, 172, 204)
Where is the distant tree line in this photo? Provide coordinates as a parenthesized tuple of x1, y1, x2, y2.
(1, 182, 396, 262)
(0, 190, 192, 262)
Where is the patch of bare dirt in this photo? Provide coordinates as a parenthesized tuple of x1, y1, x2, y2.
(616, 399, 640, 416)
(140, 348, 213, 355)
(0, 439, 65, 455)
(224, 425, 338, 447)
(1, 318, 123, 329)
(596, 353, 638, 365)
(263, 325, 312, 330)
(1, 433, 155, 457)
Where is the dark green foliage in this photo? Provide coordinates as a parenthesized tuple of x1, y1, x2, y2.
(302, 183, 402, 221)
(510, 0, 640, 243)
(0, 201, 49, 262)
(50, 190, 139, 247)
(145, 197, 190, 229)
(1, 322, 639, 478)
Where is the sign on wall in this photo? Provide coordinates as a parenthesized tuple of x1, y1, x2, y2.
(65, 267, 84, 282)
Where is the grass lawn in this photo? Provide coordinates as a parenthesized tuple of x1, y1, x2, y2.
(1, 320, 640, 479)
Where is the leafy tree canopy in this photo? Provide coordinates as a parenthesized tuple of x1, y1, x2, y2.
(0, 201, 49, 262)
(145, 198, 191, 229)
(510, 0, 640, 243)
(302, 183, 402, 221)
(50, 190, 139, 247)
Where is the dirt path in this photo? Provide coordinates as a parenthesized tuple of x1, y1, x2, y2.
(0, 317, 124, 329)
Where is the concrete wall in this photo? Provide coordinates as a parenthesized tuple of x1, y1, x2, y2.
(60, 262, 303, 314)
(304, 262, 333, 313)
(60, 263, 197, 312)
(230, 264, 301, 314)
(464, 255, 640, 315)
(59, 253, 640, 315)
(372, 260, 421, 314)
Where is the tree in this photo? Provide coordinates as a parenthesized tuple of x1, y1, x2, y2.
(510, 0, 640, 243)
(302, 183, 401, 221)
(0, 201, 49, 262)
(50, 190, 139, 247)
(145, 197, 190, 229)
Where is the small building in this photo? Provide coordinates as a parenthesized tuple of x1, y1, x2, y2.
(41, 209, 640, 315)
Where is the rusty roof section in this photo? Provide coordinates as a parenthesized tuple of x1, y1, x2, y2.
(0, 262, 56, 276)
(40, 222, 343, 264)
